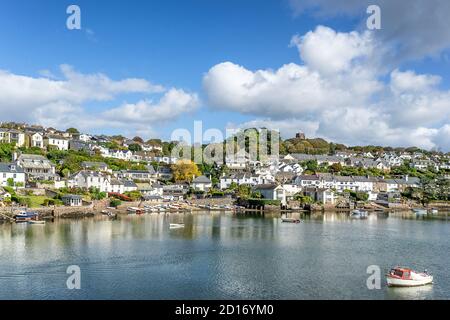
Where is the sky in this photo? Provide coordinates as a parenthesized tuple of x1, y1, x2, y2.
(0, 0, 449, 151)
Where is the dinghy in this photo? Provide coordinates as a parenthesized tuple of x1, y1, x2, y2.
(281, 218, 301, 223)
(169, 223, 185, 229)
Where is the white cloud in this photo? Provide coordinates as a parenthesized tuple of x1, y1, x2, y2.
(103, 88, 200, 123)
(291, 26, 374, 75)
(0, 65, 198, 138)
(203, 25, 450, 150)
(289, 0, 450, 62)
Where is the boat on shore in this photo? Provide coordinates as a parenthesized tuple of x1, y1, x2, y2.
(281, 217, 301, 223)
(386, 267, 433, 287)
(127, 207, 145, 214)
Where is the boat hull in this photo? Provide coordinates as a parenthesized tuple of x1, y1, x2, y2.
(387, 276, 433, 287)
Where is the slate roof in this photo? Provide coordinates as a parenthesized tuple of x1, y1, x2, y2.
(193, 175, 212, 184)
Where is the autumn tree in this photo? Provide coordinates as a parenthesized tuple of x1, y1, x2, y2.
(132, 136, 144, 144)
(171, 160, 201, 182)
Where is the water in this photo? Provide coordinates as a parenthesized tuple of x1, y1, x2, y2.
(0, 211, 449, 300)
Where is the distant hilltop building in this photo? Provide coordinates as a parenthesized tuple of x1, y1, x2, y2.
(295, 132, 306, 140)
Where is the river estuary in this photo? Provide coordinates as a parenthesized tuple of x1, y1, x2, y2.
(0, 211, 449, 300)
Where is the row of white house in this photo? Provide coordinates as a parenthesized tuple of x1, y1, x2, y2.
(67, 170, 138, 194)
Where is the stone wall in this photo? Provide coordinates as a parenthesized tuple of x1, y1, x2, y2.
(189, 198, 234, 206)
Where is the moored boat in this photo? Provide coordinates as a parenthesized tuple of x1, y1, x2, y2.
(15, 211, 38, 222)
(386, 267, 433, 287)
(127, 207, 144, 214)
(281, 218, 301, 223)
(28, 220, 45, 225)
(351, 209, 368, 219)
(169, 223, 185, 229)
(412, 208, 427, 215)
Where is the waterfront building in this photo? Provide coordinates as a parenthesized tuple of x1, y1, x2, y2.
(192, 175, 212, 192)
(254, 184, 287, 205)
(0, 163, 26, 188)
(61, 194, 83, 207)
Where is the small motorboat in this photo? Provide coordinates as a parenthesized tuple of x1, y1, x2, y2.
(351, 209, 368, 219)
(15, 211, 38, 222)
(281, 218, 301, 223)
(101, 210, 111, 215)
(430, 208, 438, 214)
(28, 220, 45, 225)
(169, 223, 185, 229)
(386, 267, 433, 287)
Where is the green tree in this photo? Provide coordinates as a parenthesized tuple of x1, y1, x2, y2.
(66, 127, 79, 134)
(128, 144, 142, 152)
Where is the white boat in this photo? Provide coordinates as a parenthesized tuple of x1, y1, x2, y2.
(281, 218, 301, 223)
(386, 267, 433, 287)
(412, 208, 427, 215)
(127, 207, 144, 214)
(169, 223, 185, 229)
(351, 209, 368, 219)
(28, 220, 45, 225)
(430, 208, 438, 214)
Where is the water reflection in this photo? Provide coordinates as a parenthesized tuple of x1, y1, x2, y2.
(386, 284, 434, 300)
(0, 210, 449, 300)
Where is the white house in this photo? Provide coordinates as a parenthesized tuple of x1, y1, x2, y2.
(192, 175, 212, 192)
(44, 135, 69, 151)
(61, 194, 83, 207)
(107, 150, 133, 161)
(303, 187, 337, 205)
(29, 132, 44, 149)
(109, 179, 125, 194)
(79, 134, 92, 142)
(69, 171, 111, 193)
(254, 184, 286, 205)
(0, 163, 26, 188)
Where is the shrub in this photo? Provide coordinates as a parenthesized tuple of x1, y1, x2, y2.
(110, 199, 122, 208)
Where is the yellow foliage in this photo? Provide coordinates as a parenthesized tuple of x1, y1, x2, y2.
(171, 160, 201, 182)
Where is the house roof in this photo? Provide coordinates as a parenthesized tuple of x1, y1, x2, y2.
(193, 175, 212, 184)
(62, 194, 82, 200)
(123, 180, 138, 188)
(0, 163, 24, 173)
(46, 134, 68, 140)
(81, 161, 108, 168)
(255, 184, 279, 190)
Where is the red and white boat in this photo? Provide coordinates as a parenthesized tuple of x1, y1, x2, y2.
(386, 267, 433, 287)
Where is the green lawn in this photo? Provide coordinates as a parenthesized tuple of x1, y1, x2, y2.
(21, 196, 53, 208)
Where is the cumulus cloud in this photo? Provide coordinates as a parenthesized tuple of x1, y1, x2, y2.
(0, 65, 197, 138)
(203, 25, 450, 151)
(103, 88, 200, 123)
(289, 0, 450, 62)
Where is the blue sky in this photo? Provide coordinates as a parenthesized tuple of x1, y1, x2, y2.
(0, 0, 449, 150)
